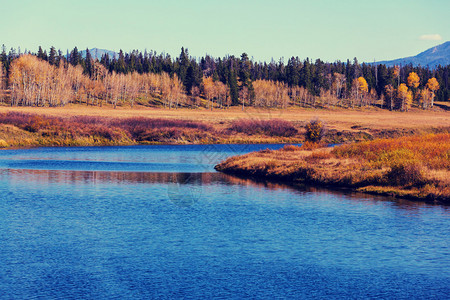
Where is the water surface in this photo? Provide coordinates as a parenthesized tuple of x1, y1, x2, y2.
(0, 145, 448, 299)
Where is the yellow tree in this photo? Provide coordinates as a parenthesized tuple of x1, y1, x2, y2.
(419, 88, 433, 109)
(171, 74, 185, 108)
(405, 90, 413, 111)
(407, 72, 420, 89)
(397, 83, 412, 111)
(393, 65, 400, 86)
(190, 86, 201, 108)
(384, 84, 394, 111)
(202, 77, 215, 110)
(239, 86, 248, 110)
(407, 72, 420, 104)
(352, 76, 368, 107)
(160, 72, 172, 108)
(426, 78, 440, 107)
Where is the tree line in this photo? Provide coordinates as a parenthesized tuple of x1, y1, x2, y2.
(0, 45, 447, 110)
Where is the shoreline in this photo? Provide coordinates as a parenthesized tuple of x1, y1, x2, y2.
(216, 168, 448, 205)
(215, 135, 450, 205)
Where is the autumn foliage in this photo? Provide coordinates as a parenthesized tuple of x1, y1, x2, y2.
(305, 119, 325, 142)
(216, 133, 450, 203)
(0, 54, 444, 112)
(8, 55, 186, 109)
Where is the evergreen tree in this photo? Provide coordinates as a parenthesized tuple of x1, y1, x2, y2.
(228, 70, 239, 105)
(57, 49, 64, 66)
(185, 63, 202, 94)
(69, 47, 80, 66)
(116, 50, 126, 73)
(48, 46, 57, 65)
(239, 53, 251, 84)
(0, 45, 7, 66)
(85, 48, 93, 77)
(178, 47, 190, 86)
(37, 46, 46, 60)
(286, 57, 300, 86)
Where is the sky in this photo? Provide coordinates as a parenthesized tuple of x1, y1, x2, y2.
(1, 0, 449, 63)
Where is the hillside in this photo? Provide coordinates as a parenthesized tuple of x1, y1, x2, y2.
(80, 48, 118, 60)
(373, 41, 450, 68)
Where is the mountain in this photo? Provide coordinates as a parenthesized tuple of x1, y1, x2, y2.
(372, 41, 450, 68)
(80, 48, 118, 60)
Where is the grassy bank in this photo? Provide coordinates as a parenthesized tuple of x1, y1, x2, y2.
(0, 105, 449, 148)
(215, 134, 450, 204)
(0, 112, 306, 147)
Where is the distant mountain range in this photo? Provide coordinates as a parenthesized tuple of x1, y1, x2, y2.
(371, 41, 449, 68)
(80, 43, 449, 69)
(80, 48, 118, 60)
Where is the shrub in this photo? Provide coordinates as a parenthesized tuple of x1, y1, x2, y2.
(229, 119, 298, 137)
(305, 119, 325, 142)
(282, 144, 301, 151)
(0, 139, 8, 148)
(386, 162, 427, 187)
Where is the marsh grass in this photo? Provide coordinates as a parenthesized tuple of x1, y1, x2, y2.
(0, 112, 304, 146)
(228, 119, 298, 137)
(216, 134, 450, 203)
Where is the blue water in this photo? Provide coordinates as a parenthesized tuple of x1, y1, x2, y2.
(0, 144, 290, 173)
(0, 145, 448, 299)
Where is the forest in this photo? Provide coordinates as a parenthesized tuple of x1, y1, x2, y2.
(0, 45, 448, 110)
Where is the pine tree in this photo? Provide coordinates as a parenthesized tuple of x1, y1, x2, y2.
(0, 45, 6, 66)
(228, 70, 239, 105)
(70, 47, 80, 66)
(37, 46, 46, 60)
(85, 48, 93, 77)
(48, 46, 57, 65)
(178, 47, 190, 86)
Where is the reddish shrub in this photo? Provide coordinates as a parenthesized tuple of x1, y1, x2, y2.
(386, 162, 427, 187)
(229, 119, 298, 137)
(282, 144, 301, 151)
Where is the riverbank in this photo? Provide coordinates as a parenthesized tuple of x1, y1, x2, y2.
(0, 106, 449, 148)
(215, 134, 450, 204)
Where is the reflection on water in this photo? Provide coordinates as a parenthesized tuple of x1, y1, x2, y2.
(2, 168, 446, 212)
(0, 145, 449, 298)
(0, 144, 297, 173)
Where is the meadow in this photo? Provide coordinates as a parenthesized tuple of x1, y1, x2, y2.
(0, 104, 448, 147)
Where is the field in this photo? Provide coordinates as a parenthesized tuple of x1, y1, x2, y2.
(0, 104, 448, 147)
(215, 134, 450, 203)
(0, 105, 448, 130)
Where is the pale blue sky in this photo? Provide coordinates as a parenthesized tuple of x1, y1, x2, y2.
(1, 0, 448, 62)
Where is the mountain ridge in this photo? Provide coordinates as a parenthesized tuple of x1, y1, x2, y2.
(371, 41, 449, 68)
(80, 48, 118, 60)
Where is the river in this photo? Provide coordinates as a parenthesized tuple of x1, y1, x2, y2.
(0, 145, 448, 298)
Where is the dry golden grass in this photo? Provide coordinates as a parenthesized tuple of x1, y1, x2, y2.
(216, 134, 450, 204)
(0, 104, 448, 133)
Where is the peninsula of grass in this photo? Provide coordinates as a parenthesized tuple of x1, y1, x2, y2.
(215, 133, 450, 204)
